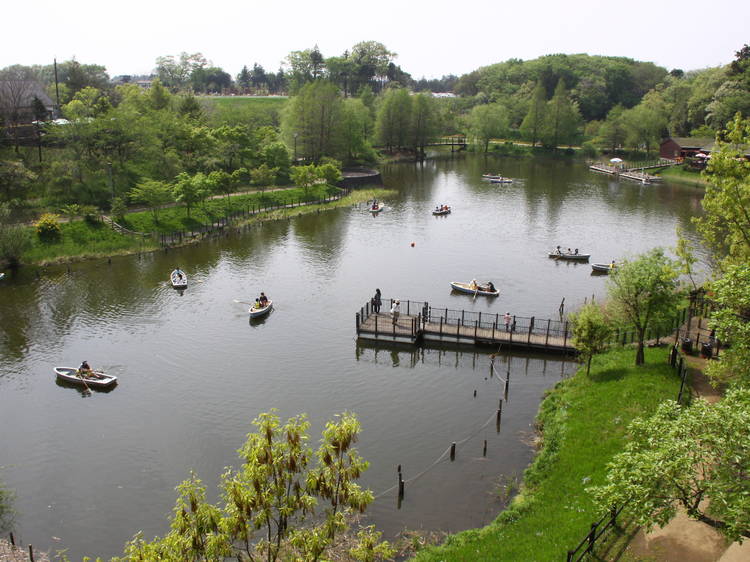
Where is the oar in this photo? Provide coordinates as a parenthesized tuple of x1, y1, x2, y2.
(77, 370, 92, 395)
(233, 299, 255, 306)
(473, 287, 478, 301)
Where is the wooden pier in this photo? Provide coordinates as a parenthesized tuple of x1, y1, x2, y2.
(588, 160, 678, 184)
(355, 299, 576, 355)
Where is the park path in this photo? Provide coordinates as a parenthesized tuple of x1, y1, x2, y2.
(623, 320, 749, 562)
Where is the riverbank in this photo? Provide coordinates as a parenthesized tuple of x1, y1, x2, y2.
(15, 187, 394, 267)
(655, 165, 709, 187)
(412, 346, 681, 561)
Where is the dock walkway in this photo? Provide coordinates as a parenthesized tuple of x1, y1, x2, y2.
(355, 299, 575, 355)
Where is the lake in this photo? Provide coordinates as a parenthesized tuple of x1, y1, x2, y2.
(0, 154, 706, 559)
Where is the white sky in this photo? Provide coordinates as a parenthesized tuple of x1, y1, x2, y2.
(4, 0, 748, 79)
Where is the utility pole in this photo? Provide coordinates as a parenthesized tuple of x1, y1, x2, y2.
(53, 58, 61, 112)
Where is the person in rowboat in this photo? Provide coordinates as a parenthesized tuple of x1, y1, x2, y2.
(78, 360, 92, 377)
(470, 278, 478, 290)
(574, 248, 579, 255)
(555, 246, 562, 255)
(486, 281, 496, 293)
(174, 267, 184, 281)
(259, 292, 269, 306)
(254, 298, 261, 309)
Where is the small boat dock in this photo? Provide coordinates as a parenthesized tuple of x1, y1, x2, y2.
(588, 159, 678, 184)
(355, 299, 575, 355)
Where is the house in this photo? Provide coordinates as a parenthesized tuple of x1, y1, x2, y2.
(659, 137, 714, 160)
(0, 80, 55, 123)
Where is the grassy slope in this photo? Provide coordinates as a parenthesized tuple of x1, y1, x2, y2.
(413, 346, 680, 561)
(21, 186, 393, 265)
(656, 165, 709, 186)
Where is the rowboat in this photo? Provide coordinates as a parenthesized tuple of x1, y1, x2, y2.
(592, 263, 616, 273)
(450, 281, 499, 297)
(0, 273, 5, 281)
(249, 300, 273, 318)
(369, 203, 384, 214)
(489, 177, 513, 184)
(170, 269, 188, 289)
(432, 207, 451, 215)
(548, 252, 590, 261)
(54, 367, 118, 388)
(481, 173, 503, 179)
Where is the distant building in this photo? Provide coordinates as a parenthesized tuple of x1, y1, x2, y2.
(659, 137, 714, 160)
(0, 80, 55, 123)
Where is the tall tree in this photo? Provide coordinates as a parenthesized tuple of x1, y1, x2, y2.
(375, 87, 412, 151)
(410, 93, 439, 157)
(570, 303, 612, 375)
(697, 115, 750, 262)
(236, 65, 251, 92)
(520, 82, 547, 147)
(468, 103, 510, 152)
(155, 52, 207, 91)
(282, 80, 344, 162)
(607, 248, 682, 365)
(541, 78, 582, 148)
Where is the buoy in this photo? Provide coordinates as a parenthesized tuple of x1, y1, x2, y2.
(410, 242, 415, 247)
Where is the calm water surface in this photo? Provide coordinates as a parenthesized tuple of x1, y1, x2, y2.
(0, 155, 705, 559)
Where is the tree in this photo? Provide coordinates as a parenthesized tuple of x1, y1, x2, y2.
(697, 114, 750, 263)
(250, 163, 278, 195)
(129, 179, 173, 222)
(0, 203, 31, 268)
(622, 92, 668, 154)
(468, 103, 510, 152)
(118, 411, 393, 562)
(570, 303, 612, 375)
(705, 263, 750, 387)
(155, 52, 207, 91)
(317, 161, 343, 185)
(410, 93, 439, 157)
(236, 65, 251, 92)
(540, 78, 582, 149)
(349, 41, 395, 93)
(607, 248, 682, 365)
(172, 172, 202, 217)
(290, 164, 319, 196)
(520, 82, 546, 147)
(596, 105, 627, 153)
(375, 87, 412, 150)
(0, 159, 36, 202)
(282, 80, 344, 162)
(591, 388, 750, 541)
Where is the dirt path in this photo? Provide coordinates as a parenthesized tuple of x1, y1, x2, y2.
(622, 317, 746, 561)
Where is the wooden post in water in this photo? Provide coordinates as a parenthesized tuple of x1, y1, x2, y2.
(563, 321, 569, 349)
(355, 313, 360, 335)
(474, 320, 478, 340)
(29, 545, 35, 562)
(483, 440, 487, 457)
(528, 316, 534, 344)
(545, 319, 551, 346)
(450, 442, 456, 460)
(439, 316, 443, 336)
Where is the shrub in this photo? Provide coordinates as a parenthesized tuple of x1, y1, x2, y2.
(581, 141, 598, 158)
(35, 213, 62, 242)
(80, 205, 100, 225)
(110, 197, 127, 222)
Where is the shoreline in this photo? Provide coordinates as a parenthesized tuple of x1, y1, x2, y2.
(10, 187, 394, 269)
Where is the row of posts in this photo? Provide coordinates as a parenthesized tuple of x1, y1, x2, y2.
(7, 533, 37, 561)
(394, 356, 509, 508)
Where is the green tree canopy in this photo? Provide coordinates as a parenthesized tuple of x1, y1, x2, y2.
(591, 388, 750, 541)
(607, 248, 682, 365)
(570, 303, 612, 375)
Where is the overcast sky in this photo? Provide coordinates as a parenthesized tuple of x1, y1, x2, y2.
(4, 0, 748, 80)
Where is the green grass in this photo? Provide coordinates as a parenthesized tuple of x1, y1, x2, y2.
(412, 346, 681, 562)
(656, 165, 709, 186)
(122, 184, 339, 234)
(200, 96, 287, 126)
(20, 186, 394, 265)
(23, 219, 154, 264)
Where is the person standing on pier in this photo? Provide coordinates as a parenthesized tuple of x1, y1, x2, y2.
(372, 288, 382, 313)
(390, 299, 400, 325)
(504, 312, 511, 332)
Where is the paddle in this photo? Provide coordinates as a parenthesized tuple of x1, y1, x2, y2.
(473, 287, 478, 301)
(233, 299, 255, 306)
(76, 370, 92, 395)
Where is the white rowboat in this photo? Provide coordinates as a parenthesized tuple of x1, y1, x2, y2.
(450, 281, 499, 297)
(249, 300, 273, 318)
(432, 207, 451, 215)
(170, 269, 188, 289)
(54, 367, 118, 388)
(369, 203, 384, 214)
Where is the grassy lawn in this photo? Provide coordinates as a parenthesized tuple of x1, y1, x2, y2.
(20, 186, 393, 265)
(656, 165, 708, 186)
(24, 219, 153, 264)
(412, 346, 681, 561)
(200, 96, 287, 126)
(122, 184, 339, 234)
